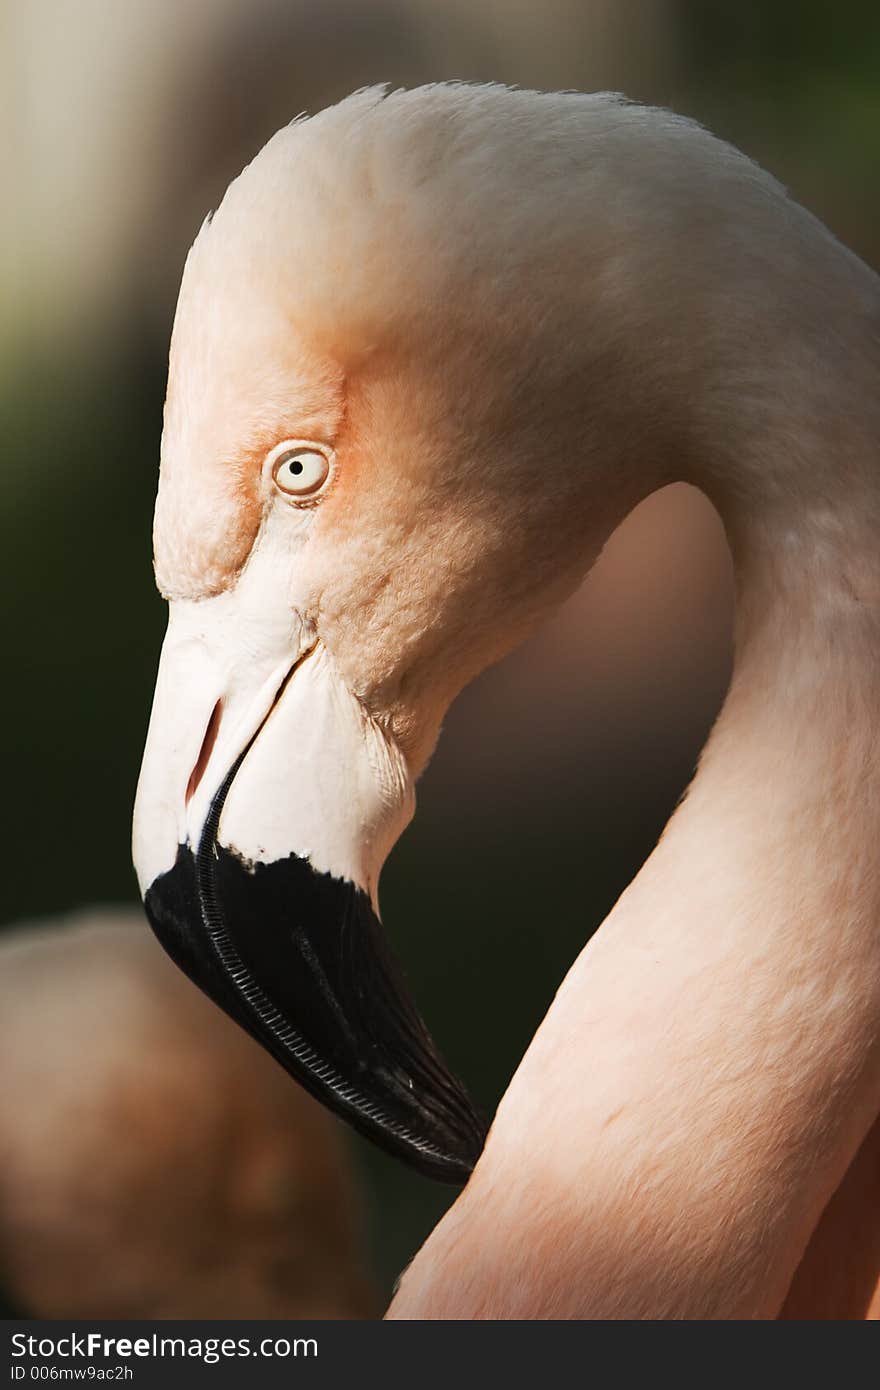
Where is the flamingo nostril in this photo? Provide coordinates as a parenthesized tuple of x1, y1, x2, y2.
(186, 700, 223, 806)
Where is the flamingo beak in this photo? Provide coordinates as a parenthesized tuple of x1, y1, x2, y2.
(132, 587, 485, 1185)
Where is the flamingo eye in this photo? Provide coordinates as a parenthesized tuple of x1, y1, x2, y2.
(269, 443, 332, 500)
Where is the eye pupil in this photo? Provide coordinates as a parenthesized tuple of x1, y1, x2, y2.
(289, 460, 304, 475)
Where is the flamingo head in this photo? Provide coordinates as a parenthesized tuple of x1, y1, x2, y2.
(132, 83, 778, 1179)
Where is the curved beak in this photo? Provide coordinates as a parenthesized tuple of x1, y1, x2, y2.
(133, 566, 485, 1184)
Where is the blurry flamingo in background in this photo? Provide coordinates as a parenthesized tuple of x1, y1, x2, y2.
(0, 911, 374, 1318)
(131, 85, 880, 1317)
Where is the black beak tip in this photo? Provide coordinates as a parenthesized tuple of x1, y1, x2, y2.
(143, 833, 486, 1186)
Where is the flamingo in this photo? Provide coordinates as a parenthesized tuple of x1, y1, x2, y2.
(0, 911, 374, 1318)
(132, 84, 880, 1318)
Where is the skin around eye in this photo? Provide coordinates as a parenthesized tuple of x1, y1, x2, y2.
(269, 443, 332, 499)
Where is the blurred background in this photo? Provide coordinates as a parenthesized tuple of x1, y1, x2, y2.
(2, 0, 878, 1313)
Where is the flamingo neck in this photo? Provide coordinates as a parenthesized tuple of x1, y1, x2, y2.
(391, 281, 880, 1320)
